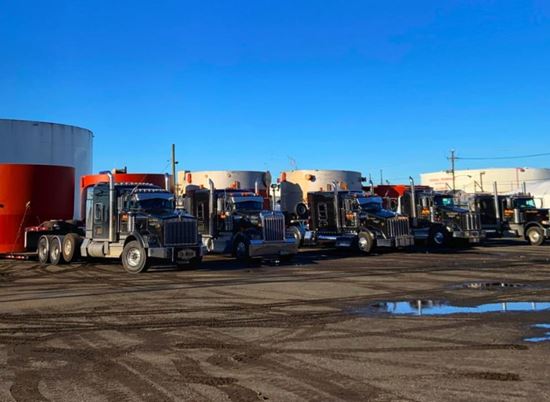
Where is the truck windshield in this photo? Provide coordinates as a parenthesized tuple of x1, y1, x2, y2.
(434, 196, 455, 207)
(357, 198, 382, 211)
(131, 198, 174, 212)
(233, 201, 263, 211)
(514, 198, 537, 209)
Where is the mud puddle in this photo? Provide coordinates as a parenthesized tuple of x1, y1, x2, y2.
(353, 300, 550, 316)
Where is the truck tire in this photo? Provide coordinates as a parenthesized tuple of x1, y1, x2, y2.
(287, 225, 303, 247)
(357, 231, 375, 255)
(233, 237, 251, 261)
(62, 233, 81, 263)
(121, 241, 150, 274)
(49, 236, 63, 265)
(428, 226, 449, 248)
(526, 226, 545, 246)
(295, 203, 308, 219)
(37, 235, 50, 265)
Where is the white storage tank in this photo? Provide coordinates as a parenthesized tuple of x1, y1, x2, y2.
(278, 169, 365, 217)
(0, 119, 93, 217)
(421, 167, 550, 193)
(178, 170, 272, 194)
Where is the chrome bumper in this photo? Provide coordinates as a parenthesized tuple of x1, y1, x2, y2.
(148, 245, 203, 260)
(452, 230, 485, 243)
(377, 235, 415, 248)
(249, 238, 298, 258)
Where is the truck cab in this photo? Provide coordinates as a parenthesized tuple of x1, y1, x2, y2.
(376, 179, 484, 247)
(33, 173, 203, 273)
(184, 180, 297, 261)
(306, 189, 414, 254)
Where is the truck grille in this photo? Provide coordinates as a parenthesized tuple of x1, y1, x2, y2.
(261, 212, 285, 241)
(460, 213, 481, 231)
(164, 218, 198, 246)
(384, 216, 410, 238)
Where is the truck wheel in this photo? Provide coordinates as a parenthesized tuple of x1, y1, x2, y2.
(287, 226, 303, 247)
(428, 227, 449, 248)
(37, 235, 50, 265)
(121, 241, 150, 274)
(357, 231, 375, 255)
(62, 233, 81, 263)
(526, 226, 545, 246)
(233, 237, 251, 261)
(49, 236, 63, 265)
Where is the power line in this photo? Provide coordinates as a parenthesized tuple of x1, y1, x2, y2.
(457, 152, 550, 161)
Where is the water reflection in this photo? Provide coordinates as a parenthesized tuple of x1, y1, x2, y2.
(356, 301, 550, 316)
(524, 324, 550, 343)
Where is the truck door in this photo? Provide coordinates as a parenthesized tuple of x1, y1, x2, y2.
(91, 186, 110, 240)
(193, 192, 210, 234)
(478, 196, 497, 225)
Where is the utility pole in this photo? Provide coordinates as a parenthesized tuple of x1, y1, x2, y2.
(171, 144, 178, 194)
(447, 149, 457, 192)
(380, 169, 383, 185)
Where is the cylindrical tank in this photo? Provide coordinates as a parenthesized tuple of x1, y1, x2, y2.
(0, 164, 75, 254)
(178, 170, 271, 193)
(80, 172, 168, 220)
(279, 170, 365, 216)
(178, 170, 272, 209)
(0, 119, 93, 217)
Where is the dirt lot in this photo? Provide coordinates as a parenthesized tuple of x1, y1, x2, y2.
(1, 241, 550, 401)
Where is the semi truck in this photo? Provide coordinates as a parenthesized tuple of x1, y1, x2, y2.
(464, 182, 550, 245)
(374, 178, 484, 247)
(25, 172, 203, 273)
(180, 171, 297, 261)
(277, 170, 414, 254)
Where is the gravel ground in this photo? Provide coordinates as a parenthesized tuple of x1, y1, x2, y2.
(1, 240, 550, 401)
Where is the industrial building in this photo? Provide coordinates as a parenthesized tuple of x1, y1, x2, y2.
(0, 119, 93, 216)
(421, 167, 550, 193)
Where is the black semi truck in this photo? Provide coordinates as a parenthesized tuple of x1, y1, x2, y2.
(286, 184, 414, 254)
(26, 172, 203, 273)
(375, 178, 484, 247)
(465, 182, 550, 245)
(184, 179, 297, 261)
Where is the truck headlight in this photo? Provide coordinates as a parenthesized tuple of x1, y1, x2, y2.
(542, 220, 550, 226)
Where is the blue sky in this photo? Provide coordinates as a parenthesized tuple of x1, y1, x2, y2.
(1, 1, 550, 183)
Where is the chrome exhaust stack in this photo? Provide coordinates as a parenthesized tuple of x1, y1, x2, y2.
(332, 180, 341, 232)
(208, 179, 216, 237)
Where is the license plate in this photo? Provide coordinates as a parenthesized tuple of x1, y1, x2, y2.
(178, 249, 196, 259)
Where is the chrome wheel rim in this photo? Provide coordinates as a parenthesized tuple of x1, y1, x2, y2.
(358, 237, 369, 250)
(529, 230, 541, 243)
(433, 232, 445, 245)
(236, 242, 247, 258)
(64, 241, 72, 256)
(127, 248, 142, 268)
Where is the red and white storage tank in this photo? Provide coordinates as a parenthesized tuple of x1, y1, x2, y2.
(0, 119, 93, 217)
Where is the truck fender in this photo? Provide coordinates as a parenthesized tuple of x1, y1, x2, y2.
(124, 232, 147, 249)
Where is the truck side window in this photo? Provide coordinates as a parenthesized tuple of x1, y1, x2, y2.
(318, 203, 328, 227)
(94, 203, 103, 222)
(197, 203, 205, 220)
